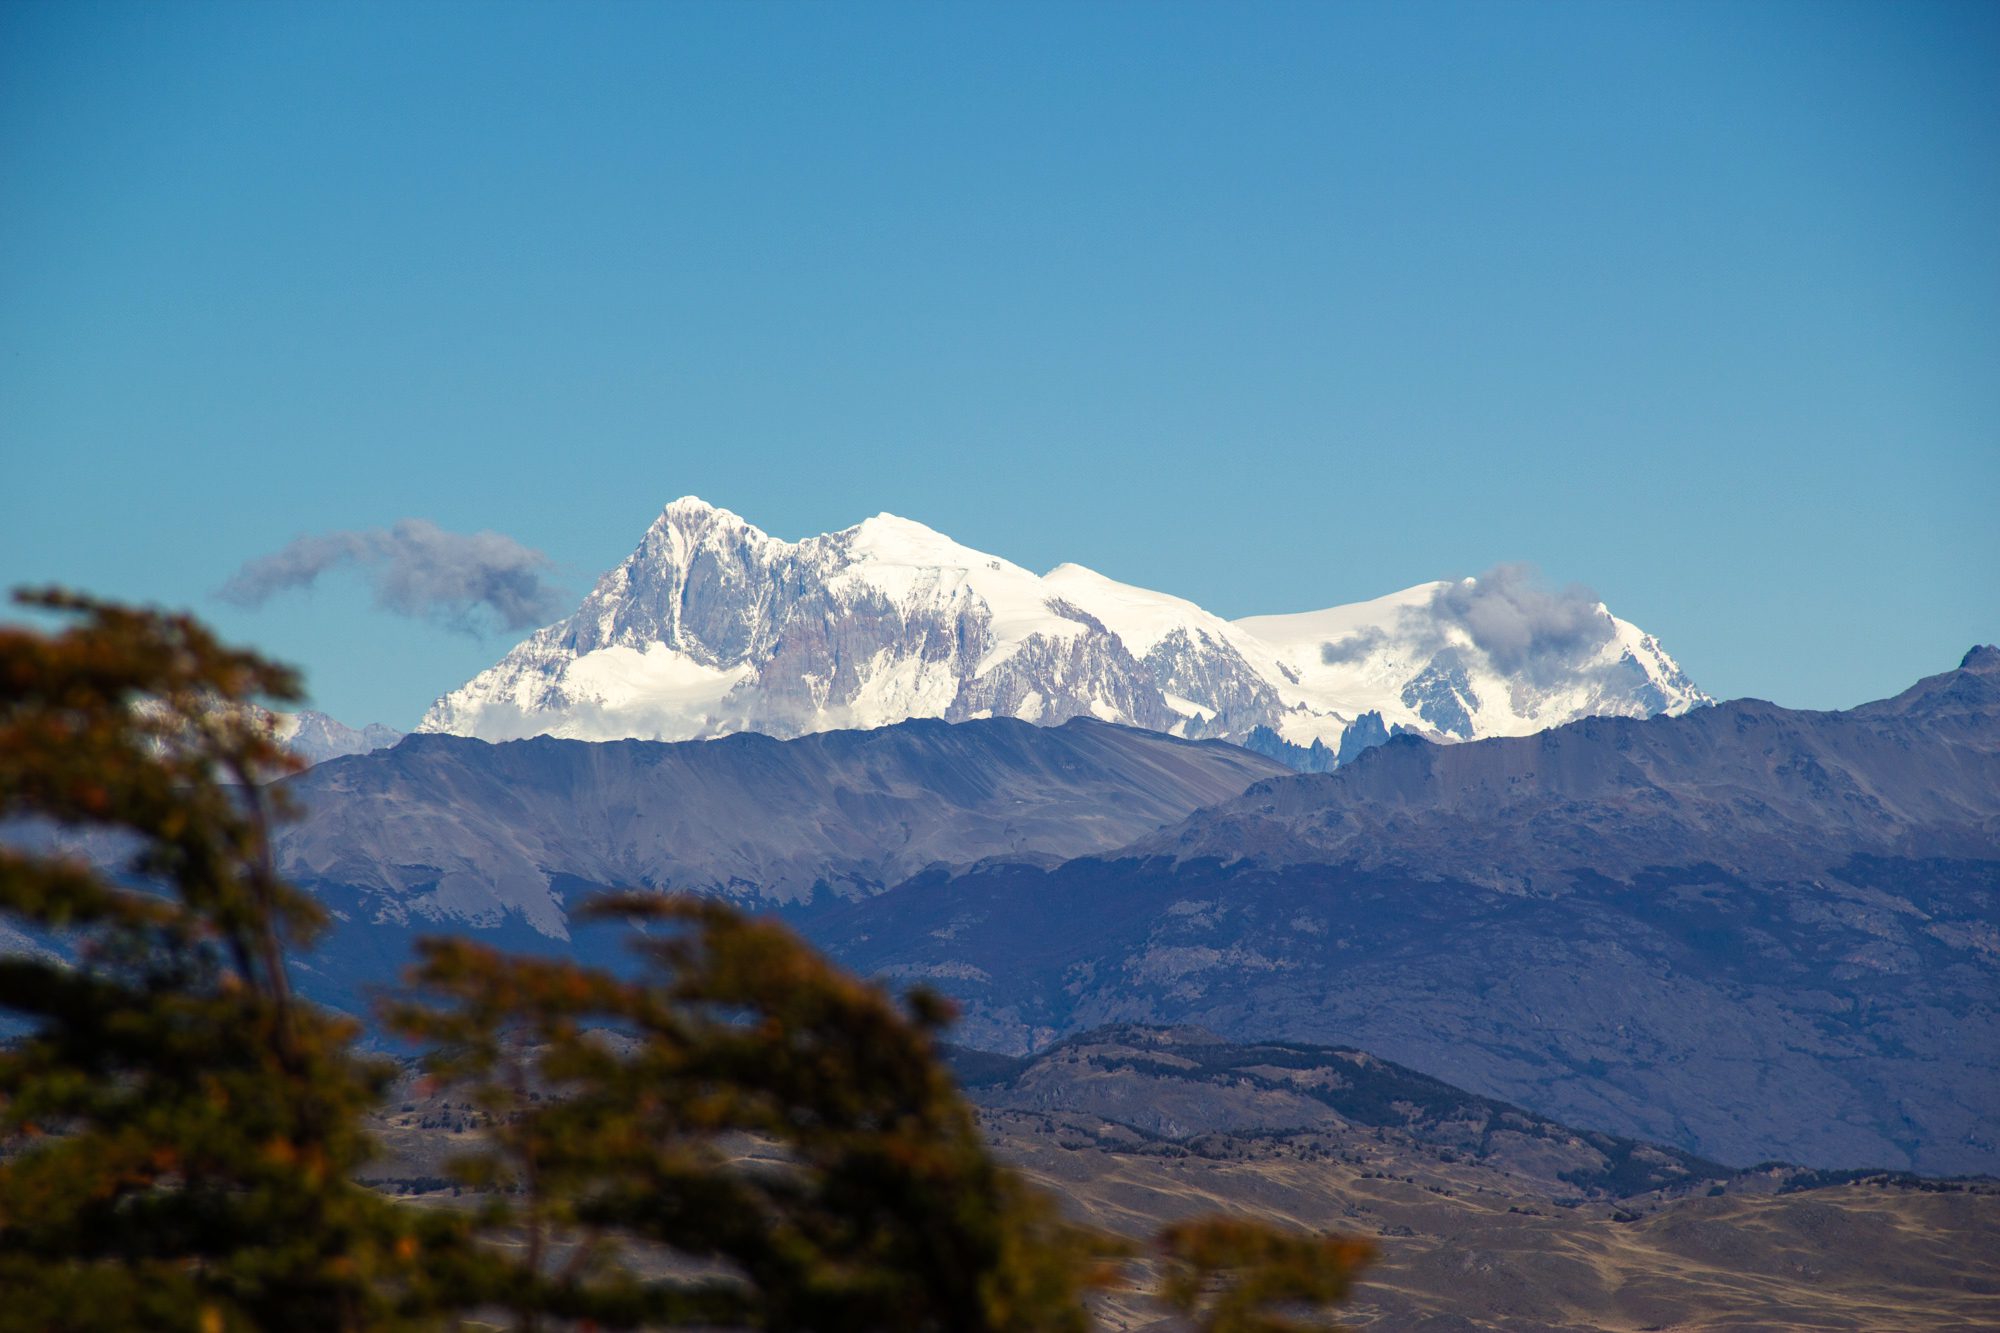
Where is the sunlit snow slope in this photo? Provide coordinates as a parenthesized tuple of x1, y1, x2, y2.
(419, 498, 1706, 758)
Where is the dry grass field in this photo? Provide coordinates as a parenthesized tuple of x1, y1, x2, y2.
(363, 1049, 1999, 1333)
(984, 1109, 1999, 1332)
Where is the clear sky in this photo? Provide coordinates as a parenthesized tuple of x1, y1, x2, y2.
(3, 1, 1994, 728)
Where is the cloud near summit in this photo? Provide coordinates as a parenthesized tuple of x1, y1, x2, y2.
(220, 519, 565, 634)
(1426, 563, 1616, 680)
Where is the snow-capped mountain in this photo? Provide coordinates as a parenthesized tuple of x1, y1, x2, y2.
(418, 498, 1707, 760)
(269, 710, 404, 765)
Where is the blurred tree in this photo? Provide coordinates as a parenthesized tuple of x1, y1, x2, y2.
(0, 590, 1371, 1332)
(390, 893, 1121, 1332)
(0, 591, 454, 1332)
(1158, 1217, 1374, 1332)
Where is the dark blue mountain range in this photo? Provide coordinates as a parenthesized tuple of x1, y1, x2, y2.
(170, 647, 2000, 1175)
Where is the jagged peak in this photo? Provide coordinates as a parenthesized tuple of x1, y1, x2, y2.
(1960, 644, 1999, 674)
(639, 497, 778, 560)
(654, 495, 753, 528)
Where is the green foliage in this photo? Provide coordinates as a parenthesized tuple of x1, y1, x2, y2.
(1158, 1217, 1374, 1333)
(0, 591, 454, 1332)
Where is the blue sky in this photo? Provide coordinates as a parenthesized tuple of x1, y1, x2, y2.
(3, 1, 1994, 728)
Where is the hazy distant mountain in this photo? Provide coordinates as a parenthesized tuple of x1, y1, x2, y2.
(418, 497, 1706, 762)
(810, 648, 2000, 1174)
(269, 710, 404, 765)
(277, 716, 1287, 937)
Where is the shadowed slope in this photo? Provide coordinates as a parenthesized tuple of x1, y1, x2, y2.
(278, 715, 1288, 936)
(811, 651, 2000, 1173)
(1139, 644, 2000, 885)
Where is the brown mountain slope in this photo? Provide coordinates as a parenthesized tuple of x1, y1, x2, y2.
(989, 1116, 1998, 1332)
(954, 1027, 1999, 1331)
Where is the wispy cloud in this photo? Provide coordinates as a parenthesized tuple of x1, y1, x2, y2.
(220, 519, 565, 634)
(1320, 627, 1387, 665)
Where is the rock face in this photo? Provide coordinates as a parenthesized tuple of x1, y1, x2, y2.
(418, 498, 1707, 763)
(809, 649, 2000, 1175)
(276, 716, 1289, 938)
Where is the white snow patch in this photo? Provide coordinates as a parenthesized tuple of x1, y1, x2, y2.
(564, 644, 753, 713)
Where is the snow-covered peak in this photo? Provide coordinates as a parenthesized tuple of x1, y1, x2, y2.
(822, 514, 1086, 664)
(837, 512, 1007, 578)
(645, 496, 772, 556)
(835, 513, 1042, 586)
(1235, 580, 1453, 650)
(845, 511, 962, 555)
(660, 493, 728, 518)
(265, 709, 404, 765)
(1045, 562, 1262, 661)
(1233, 581, 1459, 725)
(1235, 575, 1705, 744)
(419, 499, 1709, 761)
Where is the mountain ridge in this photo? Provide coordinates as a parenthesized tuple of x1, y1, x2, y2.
(276, 714, 1289, 939)
(267, 709, 405, 765)
(418, 497, 1708, 759)
(805, 647, 2000, 1173)
(1135, 641, 2000, 885)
